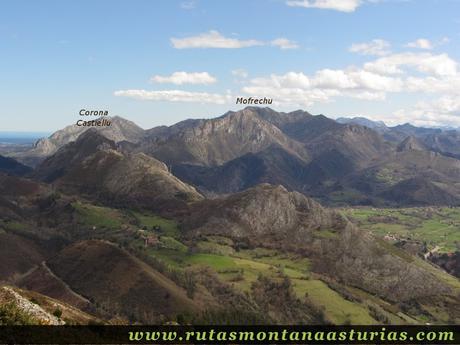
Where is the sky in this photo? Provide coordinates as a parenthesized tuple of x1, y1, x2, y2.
(2, 0, 460, 131)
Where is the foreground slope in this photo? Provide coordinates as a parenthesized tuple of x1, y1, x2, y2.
(46, 240, 201, 323)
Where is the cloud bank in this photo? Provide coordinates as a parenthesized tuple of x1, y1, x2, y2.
(171, 31, 298, 50)
(349, 39, 391, 56)
(286, 0, 362, 12)
(405, 38, 433, 50)
(151, 72, 216, 85)
(114, 89, 231, 104)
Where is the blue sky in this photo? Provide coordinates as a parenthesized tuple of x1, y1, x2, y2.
(2, 0, 460, 131)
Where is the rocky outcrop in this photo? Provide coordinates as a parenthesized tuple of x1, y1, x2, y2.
(185, 184, 342, 244)
(0, 286, 64, 325)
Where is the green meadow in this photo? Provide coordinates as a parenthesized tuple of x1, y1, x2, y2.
(67, 202, 458, 325)
(341, 207, 460, 253)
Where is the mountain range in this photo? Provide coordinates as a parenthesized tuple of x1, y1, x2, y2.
(5, 107, 459, 207)
(1, 107, 460, 325)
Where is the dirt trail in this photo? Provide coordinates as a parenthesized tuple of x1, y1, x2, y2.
(41, 261, 92, 305)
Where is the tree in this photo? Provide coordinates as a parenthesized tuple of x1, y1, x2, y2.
(53, 308, 63, 319)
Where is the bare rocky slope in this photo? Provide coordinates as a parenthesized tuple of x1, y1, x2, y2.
(0, 285, 99, 325)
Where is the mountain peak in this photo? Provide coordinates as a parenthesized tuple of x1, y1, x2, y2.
(336, 116, 388, 131)
(141, 107, 309, 166)
(71, 128, 118, 155)
(10, 116, 145, 167)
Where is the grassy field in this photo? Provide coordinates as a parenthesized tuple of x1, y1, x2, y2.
(293, 279, 375, 324)
(72, 202, 124, 229)
(2, 221, 27, 231)
(67, 201, 456, 324)
(341, 207, 460, 253)
(132, 211, 180, 237)
(152, 249, 376, 323)
(140, 236, 393, 324)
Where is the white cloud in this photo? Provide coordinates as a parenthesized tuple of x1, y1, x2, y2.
(405, 75, 460, 94)
(238, 49, 460, 113)
(171, 31, 299, 50)
(349, 39, 391, 56)
(242, 84, 339, 107)
(150, 72, 216, 85)
(242, 67, 403, 106)
(315, 68, 403, 92)
(434, 96, 460, 114)
(394, 96, 460, 127)
(114, 89, 231, 104)
(270, 38, 299, 50)
(232, 69, 248, 78)
(405, 38, 433, 50)
(405, 37, 450, 51)
(312, 69, 354, 89)
(250, 72, 311, 89)
(180, 1, 196, 9)
(115, 38, 460, 127)
(171, 31, 264, 49)
(440, 37, 450, 45)
(286, 0, 362, 12)
(364, 52, 458, 77)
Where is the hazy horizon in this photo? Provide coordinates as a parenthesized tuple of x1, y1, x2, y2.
(2, 107, 460, 135)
